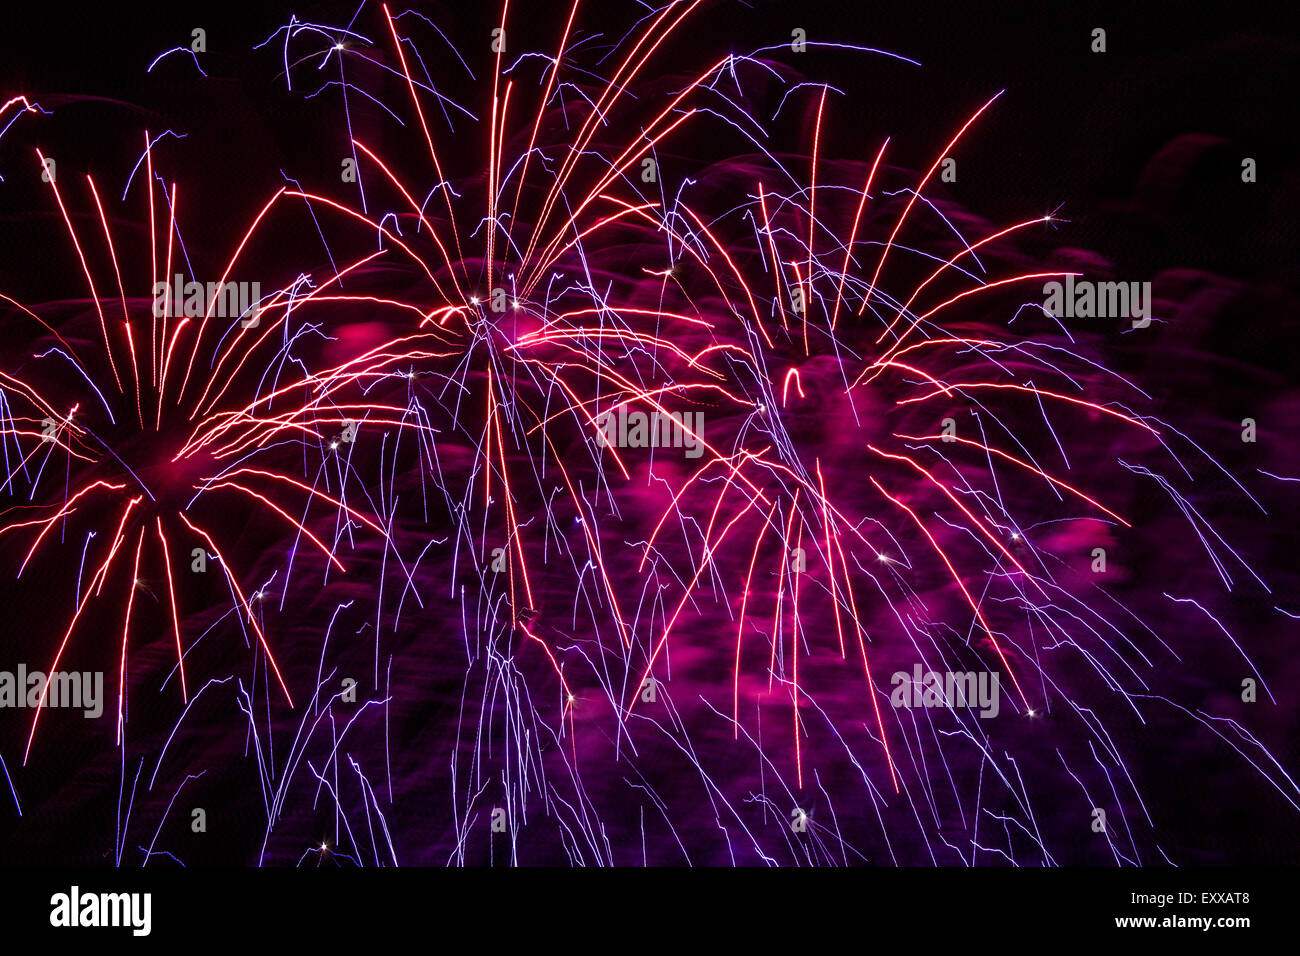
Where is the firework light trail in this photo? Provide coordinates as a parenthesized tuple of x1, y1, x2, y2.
(0, 136, 441, 769)
(0, 0, 1294, 869)
(597, 89, 1298, 864)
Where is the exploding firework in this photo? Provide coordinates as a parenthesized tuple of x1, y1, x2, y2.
(0, 0, 1294, 868)
(567, 66, 1299, 863)
(0, 137, 442, 767)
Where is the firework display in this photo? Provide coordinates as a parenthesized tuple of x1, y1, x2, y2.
(0, 0, 1295, 912)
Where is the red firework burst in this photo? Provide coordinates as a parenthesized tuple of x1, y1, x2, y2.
(0, 138, 439, 760)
